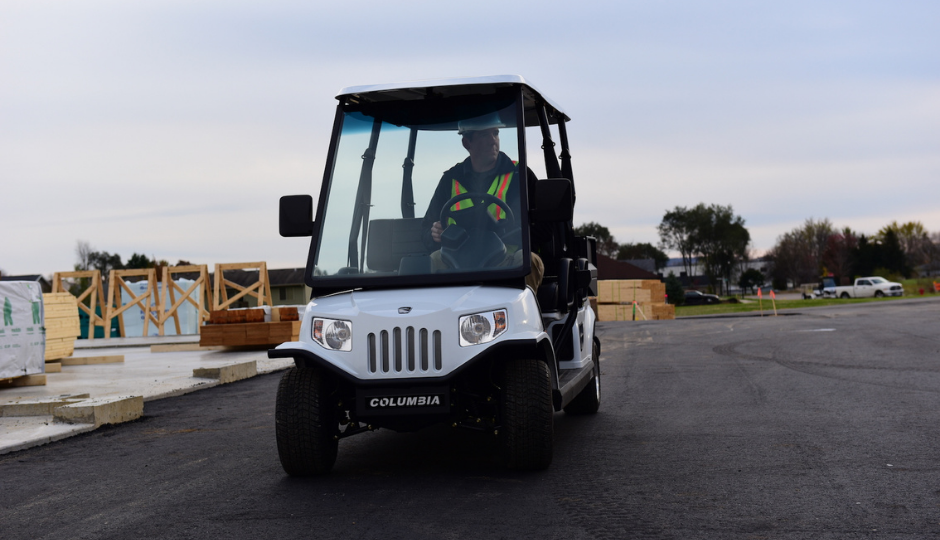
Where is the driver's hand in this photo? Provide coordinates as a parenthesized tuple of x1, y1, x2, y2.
(431, 221, 443, 243)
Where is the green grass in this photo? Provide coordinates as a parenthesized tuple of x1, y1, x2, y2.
(901, 277, 940, 296)
(675, 293, 936, 317)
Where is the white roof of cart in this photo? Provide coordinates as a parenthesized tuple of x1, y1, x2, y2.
(337, 75, 569, 123)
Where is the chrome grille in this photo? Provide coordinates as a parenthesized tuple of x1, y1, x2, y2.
(368, 327, 442, 374)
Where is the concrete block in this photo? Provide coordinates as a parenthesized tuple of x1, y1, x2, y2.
(54, 395, 144, 426)
(193, 361, 258, 384)
(61, 355, 124, 366)
(0, 375, 47, 388)
(0, 394, 90, 417)
(150, 343, 224, 353)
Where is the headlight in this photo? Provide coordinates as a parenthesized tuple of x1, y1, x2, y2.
(312, 318, 352, 351)
(458, 309, 507, 347)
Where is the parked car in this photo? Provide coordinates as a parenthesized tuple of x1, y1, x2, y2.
(684, 290, 720, 305)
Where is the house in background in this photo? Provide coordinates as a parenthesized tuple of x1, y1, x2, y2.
(661, 256, 772, 293)
(214, 267, 310, 308)
(268, 268, 310, 306)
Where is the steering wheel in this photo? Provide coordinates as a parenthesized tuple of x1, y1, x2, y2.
(439, 192, 515, 228)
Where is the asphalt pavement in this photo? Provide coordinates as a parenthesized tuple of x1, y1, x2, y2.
(2, 297, 938, 539)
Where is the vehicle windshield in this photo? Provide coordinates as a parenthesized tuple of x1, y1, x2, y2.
(869, 277, 887, 284)
(311, 93, 526, 287)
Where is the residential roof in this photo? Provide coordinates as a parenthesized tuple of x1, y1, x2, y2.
(595, 254, 660, 281)
(0, 274, 45, 282)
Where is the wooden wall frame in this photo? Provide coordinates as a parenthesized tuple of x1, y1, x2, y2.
(104, 269, 159, 338)
(213, 262, 273, 311)
(160, 265, 212, 335)
(51, 270, 106, 340)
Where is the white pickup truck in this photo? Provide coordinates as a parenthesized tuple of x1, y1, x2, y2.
(826, 276, 904, 299)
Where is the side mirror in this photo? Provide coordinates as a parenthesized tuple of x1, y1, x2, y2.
(531, 178, 573, 222)
(279, 195, 314, 237)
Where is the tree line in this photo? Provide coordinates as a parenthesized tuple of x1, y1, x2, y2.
(577, 207, 939, 300)
(657, 203, 750, 294)
(577, 203, 753, 298)
(768, 219, 938, 288)
(74, 240, 189, 274)
(572, 223, 670, 271)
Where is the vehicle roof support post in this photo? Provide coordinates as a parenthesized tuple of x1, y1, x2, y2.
(514, 85, 532, 268)
(536, 104, 562, 180)
(557, 120, 575, 205)
(347, 118, 383, 270)
(401, 128, 418, 219)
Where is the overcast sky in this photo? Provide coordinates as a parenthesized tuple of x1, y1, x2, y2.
(2, 0, 938, 275)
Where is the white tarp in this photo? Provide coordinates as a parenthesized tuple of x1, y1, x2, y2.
(120, 279, 200, 337)
(0, 281, 45, 379)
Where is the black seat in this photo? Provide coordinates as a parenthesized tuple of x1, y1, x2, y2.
(367, 218, 428, 272)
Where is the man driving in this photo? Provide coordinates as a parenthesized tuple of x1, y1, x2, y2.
(420, 112, 543, 290)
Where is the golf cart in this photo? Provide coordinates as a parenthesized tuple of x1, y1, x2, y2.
(272, 75, 600, 475)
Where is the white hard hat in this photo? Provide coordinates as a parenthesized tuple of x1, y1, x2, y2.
(457, 112, 506, 135)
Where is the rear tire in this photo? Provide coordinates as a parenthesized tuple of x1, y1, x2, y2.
(840, 292, 850, 299)
(499, 359, 553, 470)
(275, 367, 338, 476)
(564, 342, 601, 415)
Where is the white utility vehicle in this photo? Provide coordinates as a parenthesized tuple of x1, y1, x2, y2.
(271, 76, 601, 475)
(827, 276, 904, 299)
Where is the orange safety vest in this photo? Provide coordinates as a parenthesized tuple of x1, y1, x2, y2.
(447, 167, 515, 226)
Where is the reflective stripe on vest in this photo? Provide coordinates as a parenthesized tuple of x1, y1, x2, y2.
(447, 169, 514, 226)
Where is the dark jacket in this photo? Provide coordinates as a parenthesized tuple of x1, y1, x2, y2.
(421, 152, 547, 253)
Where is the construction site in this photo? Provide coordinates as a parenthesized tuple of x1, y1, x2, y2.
(0, 253, 674, 454)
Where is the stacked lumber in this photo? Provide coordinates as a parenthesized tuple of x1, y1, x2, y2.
(208, 308, 265, 324)
(43, 293, 81, 362)
(594, 279, 674, 321)
(200, 307, 301, 347)
(274, 307, 299, 322)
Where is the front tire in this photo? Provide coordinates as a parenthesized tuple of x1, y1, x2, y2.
(874, 290, 885, 298)
(275, 367, 338, 476)
(564, 342, 601, 415)
(499, 359, 553, 470)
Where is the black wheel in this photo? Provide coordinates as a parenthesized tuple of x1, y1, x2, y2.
(499, 358, 553, 470)
(564, 342, 601, 415)
(275, 367, 338, 476)
(874, 290, 884, 298)
(840, 292, 850, 299)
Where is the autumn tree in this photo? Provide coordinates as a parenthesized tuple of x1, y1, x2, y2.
(879, 221, 933, 270)
(658, 205, 704, 278)
(822, 228, 858, 285)
(768, 218, 835, 288)
(658, 204, 750, 294)
(694, 205, 750, 294)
